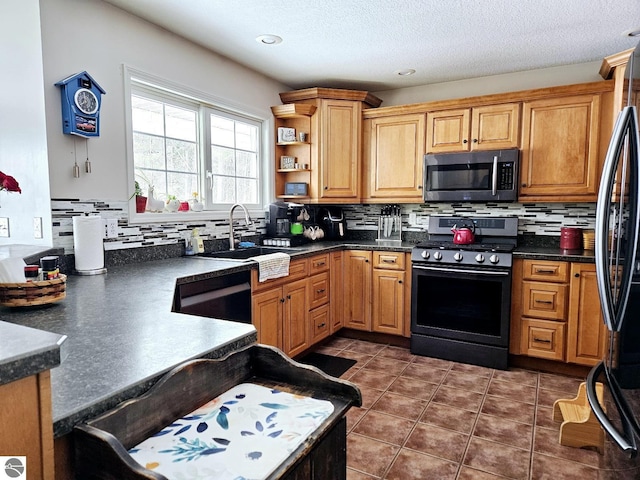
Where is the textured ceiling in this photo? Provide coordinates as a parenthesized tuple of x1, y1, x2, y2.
(102, 0, 640, 91)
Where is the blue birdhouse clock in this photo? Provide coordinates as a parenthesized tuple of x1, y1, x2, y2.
(55, 71, 105, 137)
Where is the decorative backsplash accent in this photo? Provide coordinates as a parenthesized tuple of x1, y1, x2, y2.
(343, 202, 596, 236)
(51, 199, 595, 254)
(51, 199, 267, 254)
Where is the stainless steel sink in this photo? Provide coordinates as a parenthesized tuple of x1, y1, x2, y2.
(199, 246, 299, 261)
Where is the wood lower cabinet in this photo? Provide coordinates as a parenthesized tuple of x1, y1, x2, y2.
(283, 279, 310, 358)
(520, 94, 601, 201)
(426, 103, 520, 153)
(343, 250, 372, 331)
(567, 263, 608, 366)
(252, 288, 284, 349)
(0, 371, 55, 480)
(363, 113, 425, 202)
(511, 258, 608, 367)
(330, 252, 344, 333)
(371, 268, 404, 336)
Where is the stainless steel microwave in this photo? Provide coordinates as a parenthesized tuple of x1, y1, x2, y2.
(423, 149, 519, 202)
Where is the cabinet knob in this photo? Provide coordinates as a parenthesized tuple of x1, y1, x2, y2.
(398, 280, 403, 284)
(473, 138, 478, 143)
(575, 273, 580, 277)
(418, 185, 423, 189)
(463, 139, 468, 144)
(522, 183, 527, 187)
(365, 259, 369, 263)
(324, 186, 328, 190)
(280, 298, 285, 303)
(286, 294, 291, 300)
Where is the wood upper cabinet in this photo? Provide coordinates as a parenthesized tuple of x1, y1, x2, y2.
(316, 99, 362, 201)
(343, 250, 372, 331)
(426, 103, 520, 153)
(567, 263, 608, 366)
(519, 94, 601, 201)
(363, 114, 425, 202)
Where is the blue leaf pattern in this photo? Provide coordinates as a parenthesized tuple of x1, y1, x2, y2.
(196, 422, 208, 433)
(216, 411, 228, 430)
(255, 421, 263, 432)
(259, 403, 289, 410)
(174, 425, 191, 436)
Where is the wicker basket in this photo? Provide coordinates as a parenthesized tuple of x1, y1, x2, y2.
(0, 274, 66, 307)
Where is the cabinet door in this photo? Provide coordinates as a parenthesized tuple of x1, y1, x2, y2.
(372, 268, 404, 335)
(567, 263, 608, 366)
(252, 287, 283, 349)
(471, 103, 520, 150)
(520, 94, 601, 200)
(283, 278, 309, 357)
(366, 114, 425, 201)
(343, 250, 372, 331)
(318, 99, 361, 200)
(426, 108, 470, 153)
(330, 251, 344, 333)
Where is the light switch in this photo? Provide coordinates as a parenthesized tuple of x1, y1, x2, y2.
(0, 218, 8, 237)
(34, 217, 43, 239)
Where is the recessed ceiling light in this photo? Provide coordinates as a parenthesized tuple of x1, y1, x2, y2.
(623, 27, 640, 37)
(395, 69, 416, 76)
(256, 34, 282, 45)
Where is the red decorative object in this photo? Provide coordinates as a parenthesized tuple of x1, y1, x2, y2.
(135, 196, 147, 213)
(178, 201, 190, 211)
(0, 171, 21, 193)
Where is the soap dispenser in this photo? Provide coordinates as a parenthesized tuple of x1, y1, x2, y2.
(192, 229, 205, 254)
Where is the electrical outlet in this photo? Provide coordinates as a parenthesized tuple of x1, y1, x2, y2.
(409, 213, 417, 225)
(0, 218, 8, 237)
(105, 218, 118, 238)
(33, 217, 43, 239)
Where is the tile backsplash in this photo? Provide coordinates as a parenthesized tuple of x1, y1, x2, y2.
(51, 199, 595, 254)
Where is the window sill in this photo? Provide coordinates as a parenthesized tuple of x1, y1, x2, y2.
(128, 208, 265, 225)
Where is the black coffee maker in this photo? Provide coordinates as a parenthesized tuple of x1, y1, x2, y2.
(267, 202, 292, 237)
(320, 207, 347, 239)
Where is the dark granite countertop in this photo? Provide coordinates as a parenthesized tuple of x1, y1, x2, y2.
(514, 246, 596, 263)
(0, 321, 67, 385)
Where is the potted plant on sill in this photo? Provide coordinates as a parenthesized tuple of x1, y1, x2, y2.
(130, 181, 147, 213)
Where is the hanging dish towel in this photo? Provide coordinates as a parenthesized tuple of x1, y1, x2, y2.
(250, 252, 290, 282)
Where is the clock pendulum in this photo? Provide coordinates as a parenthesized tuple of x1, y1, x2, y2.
(85, 140, 91, 174)
(73, 138, 80, 178)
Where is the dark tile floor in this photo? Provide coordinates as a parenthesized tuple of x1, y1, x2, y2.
(313, 336, 613, 480)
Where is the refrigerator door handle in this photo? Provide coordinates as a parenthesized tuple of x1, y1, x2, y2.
(595, 106, 640, 332)
(587, 362, 638, 454)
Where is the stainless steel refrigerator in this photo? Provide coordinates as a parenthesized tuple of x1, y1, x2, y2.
(587, 41, 640, 470)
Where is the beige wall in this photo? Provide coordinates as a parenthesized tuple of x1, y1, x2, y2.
(373, 61, 603, 106)
(0, 0, 52, 246)
(40, 0, 290, 201)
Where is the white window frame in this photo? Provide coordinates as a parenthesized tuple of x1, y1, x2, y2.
(123, 65, 273, 224)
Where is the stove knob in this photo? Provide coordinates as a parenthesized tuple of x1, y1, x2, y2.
(489, 254, 500, 264)
(421, 250, 430, 259)
(453, 252, 463, 262)
(475, 254, 485, 263)
(433, 251, 442, 261)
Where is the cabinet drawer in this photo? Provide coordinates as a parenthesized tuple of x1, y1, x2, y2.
(308, 271, 330, 310)
(251, 258, 309, 292)
(522, 281, 568, 320)
(522, 259, 569, 282)
(373, 251, 405, 270)
(310, 303, 331, 343)
(520, 318, 565, 361)
(309, 254, 330, 275)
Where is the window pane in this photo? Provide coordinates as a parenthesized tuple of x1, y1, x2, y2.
(211, 175, 235, 203)
(136, 168, 167, 199)
(167, 172, 198, 201)
(132, 96, 164, 136)
(236, 151, 257, 178)
(165, 105, 196, 142)
(211, 145, 235, 175)
(211, 115, 235, 148)
(167, 139, 197, 173)
(237, 178, 257, 204)
(133, 133, 165, 170)
(235, 122, 258, 151)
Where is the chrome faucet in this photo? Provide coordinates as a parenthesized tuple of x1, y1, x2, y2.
(228, 203, 253, 250)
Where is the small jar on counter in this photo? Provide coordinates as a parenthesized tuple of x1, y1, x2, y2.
(40, 255, 59, 280)
(24, 265, 40, 282)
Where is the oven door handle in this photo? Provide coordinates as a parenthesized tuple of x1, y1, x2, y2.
(492, 156, 498, 196)
(412, 265, 510, 276)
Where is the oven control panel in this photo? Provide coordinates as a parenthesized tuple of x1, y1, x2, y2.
(412, 248, 512, 268)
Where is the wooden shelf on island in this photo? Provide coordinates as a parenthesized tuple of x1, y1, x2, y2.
(271, 104, 317, 118)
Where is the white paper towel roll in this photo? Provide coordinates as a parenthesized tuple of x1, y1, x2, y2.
(73, 216, 105, 272)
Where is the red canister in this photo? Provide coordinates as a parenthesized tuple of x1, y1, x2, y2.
(560, 227, 582, 250)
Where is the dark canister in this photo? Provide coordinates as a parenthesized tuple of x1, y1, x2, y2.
(560, 227, 582, 250)
(40, 255, 59, 279)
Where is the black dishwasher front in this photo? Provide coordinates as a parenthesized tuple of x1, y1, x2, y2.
(173, 271, 252, 323)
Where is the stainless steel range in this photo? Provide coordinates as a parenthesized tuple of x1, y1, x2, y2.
(410, 216, 518, 369)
